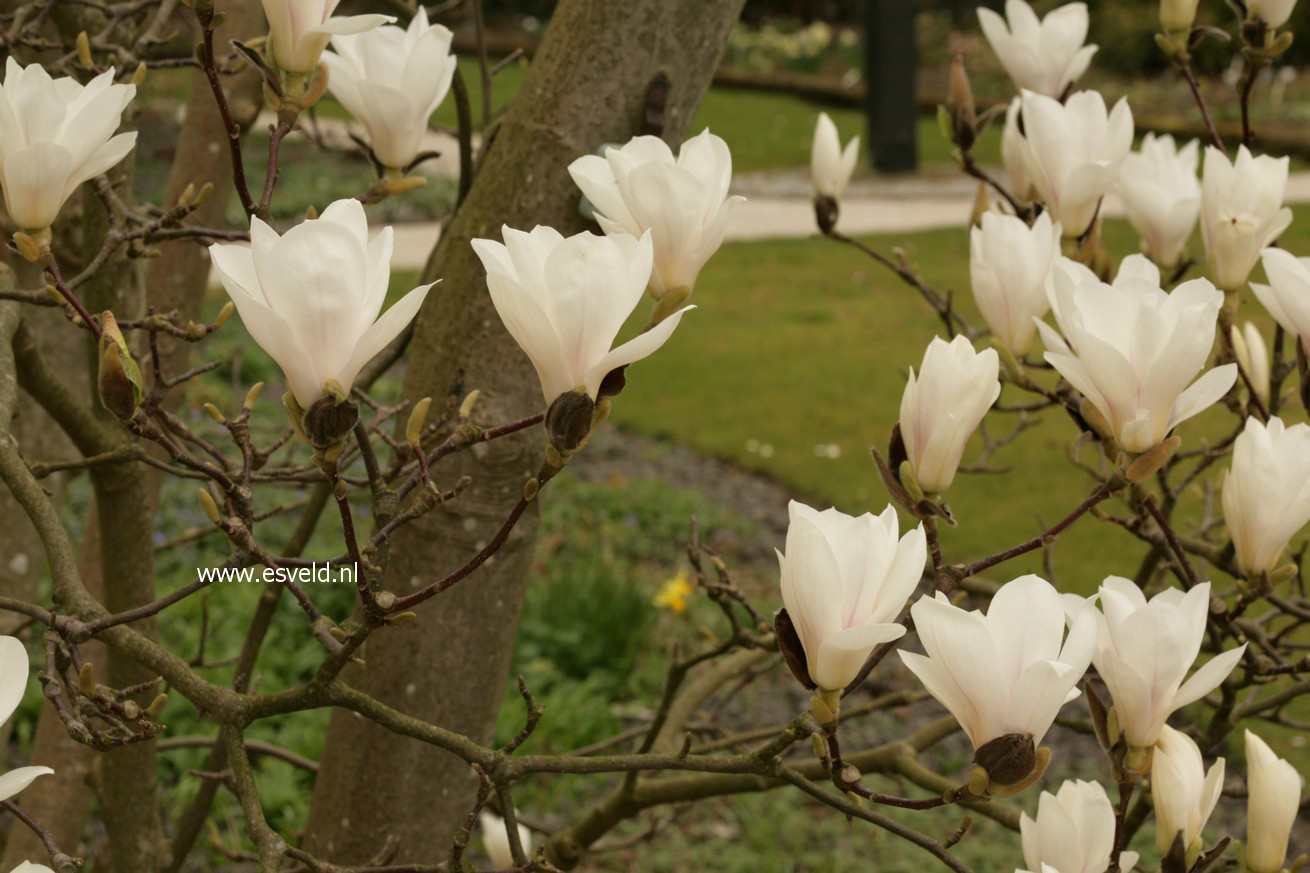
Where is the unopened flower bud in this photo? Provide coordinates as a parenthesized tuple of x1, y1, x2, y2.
(810, 113, 858, 231)
(948, 54, 977, 151)
(203, 402, 225, 424)
(97, 312, 142, 420)
(131, 61, 147, 86)
(78, 663, 96, 695)
(145, 693, 168, 718)
(243, 382, 264, 411)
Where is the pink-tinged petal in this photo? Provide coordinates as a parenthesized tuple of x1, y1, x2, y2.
(338, 281, 433, 393)
(1172, 644, 1245, 709)
(585, 305, 692, 400)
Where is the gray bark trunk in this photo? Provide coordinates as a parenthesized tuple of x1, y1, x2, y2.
(302, 0, 744, 863)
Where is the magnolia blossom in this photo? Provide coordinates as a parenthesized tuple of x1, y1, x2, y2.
(1038, 256, 1236, 454)
(1222, 416, 1310, 576)
(323, 8, 455, 170)
(1116, 134, 1201, 269)
(0, 637, 52, 803)
(1252, 247, 1310, 354)
(567, 130, 743, 299)
(472, 226, 690, 404)
(1248, 0, 1298, 27)
(1200, 146, 1292, 291)
(1002, 98, 1039, 203)
(970, 211, 1060, 355)
(1160, 0, 1201, 31)
(10, 865, 54, 873)
(1152, 726, 1223, 859)
(479, 811, 531, 868)
(1018, 90, 1133, 238)
(1018, 780, 1139, 873)
(778, 501, 926, 691)
(1244, 730, 1302, 873)
(1068, 578, 1245, 749)
(811, 112, 859, 202)
(261, 0, 393, 74)
(977, 0, 1097, 98)
(0, 59, 136, 232)
(1229, 321, 1270, 405)
(209, 199, 432, 409)
(900, 575, 1095, 752)
(899, 335, 1000, 494)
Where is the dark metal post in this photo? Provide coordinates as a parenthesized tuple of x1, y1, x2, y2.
(866, 0, 918, 173)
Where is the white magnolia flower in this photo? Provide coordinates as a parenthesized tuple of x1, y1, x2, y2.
(472, 226, 691, 404)
(1038, 255, 1236, 454)
(1018, 90, 1133, 238)
(899, 335, 1001, 495)
(811, 112, 859, 202)
(567, 130, 744, 300)
(0, 59, 136, 232)
(1069, 578, 1245, 749)
(1020, 780, 1139, 873)
(1200, 146, 1292, 291)
(1152, 726, 1223, 859)
(1252, 247, 1310, 354)
(209, 199, 432, 409)
(261, 0, 393, 74)
(900, 574, 1096, 752)
(1229, 321, 1270, 406)
(323, 8, 455, 171)
(1222, 416, 1310, 576)
(479, 810, 530, 869)
(1002, 98, 1039, 203)
(1116, 134, 1201, 269)
(970, 211, 1060, 355)
(1160, 0, 1201, 31)
(0, 636, 52, 803)
(977, 0, 1097, 98)
(10, 865, 55, 873)
(778, 501, 926, 691)
(1244, 730, 1302, 873)
(1249, 0, 1299, 28)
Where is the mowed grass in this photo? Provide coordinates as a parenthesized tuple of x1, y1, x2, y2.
(605, 217, 1309, 596)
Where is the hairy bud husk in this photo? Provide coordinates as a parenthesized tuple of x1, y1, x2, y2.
(301, 392, 360, 450)
(814, 195, 839, 235)
(774, 608, 816, 690)
(545, 389, 596, 454)
(972, 732, 1036, 787)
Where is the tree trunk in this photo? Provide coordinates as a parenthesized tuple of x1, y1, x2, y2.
(302, 0, 744, 863)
